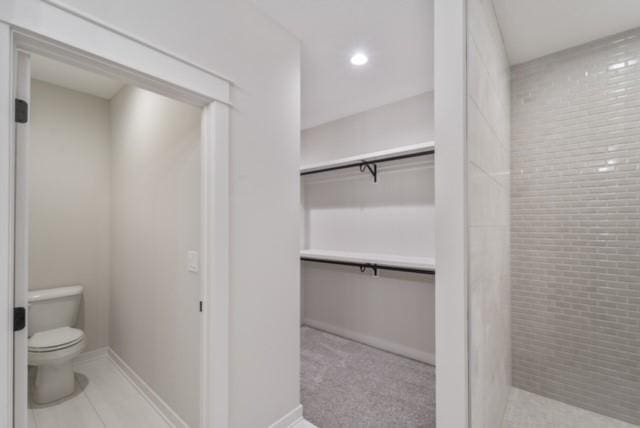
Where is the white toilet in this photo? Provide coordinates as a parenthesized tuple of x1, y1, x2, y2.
(28, 285, 86, 404)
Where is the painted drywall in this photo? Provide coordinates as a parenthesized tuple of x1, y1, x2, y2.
(466, 0, 512, 426)
(251, 0, 434, 130)
(433, 0, 469, 425)
(511, 29, 640, 425)
(109, 85, 201, 427)
(2, 1, 301, 425)
(29, 79, 111, 353)
(302, 92, 434, 165)
(301, 92, 435, 363)
(0, 1, 302, 426)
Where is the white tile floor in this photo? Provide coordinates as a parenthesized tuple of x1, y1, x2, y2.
(29, 356, 170, 428)
(504, 388, 639, 428)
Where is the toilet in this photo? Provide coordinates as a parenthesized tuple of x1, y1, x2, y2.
(28, 285, 86, 404)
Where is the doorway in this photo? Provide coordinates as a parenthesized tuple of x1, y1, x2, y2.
(4, 28, 230, 428)
(251, 1, 438, 426)
(19, 52, 202, 427)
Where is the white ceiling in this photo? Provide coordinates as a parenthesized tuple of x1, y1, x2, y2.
(252, 0, 434, 129)
(493, 0, 640, 65)
(31, 54, 124, 99)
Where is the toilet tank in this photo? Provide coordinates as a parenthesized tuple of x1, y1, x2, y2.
(28, 285, 83, 336)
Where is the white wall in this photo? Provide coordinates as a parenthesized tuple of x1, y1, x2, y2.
(467, 0, 511, 426)
(8, 2, 300, 426)
(302, 92, 434, 257)
(302, 92, 434, 165)
(1, 0, 300, 425)
(301, 92, 435, 363)
(109, 85, 201, 427)
(29, 80, 111, 353)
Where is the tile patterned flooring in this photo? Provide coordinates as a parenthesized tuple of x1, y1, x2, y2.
(28, 355, 170, 428)
(504, 388, 639, 428)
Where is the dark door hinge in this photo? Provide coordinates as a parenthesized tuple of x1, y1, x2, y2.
(15, 99, 28, 123)
(199, 301, 203, 312)
(14, 307, 26, 332)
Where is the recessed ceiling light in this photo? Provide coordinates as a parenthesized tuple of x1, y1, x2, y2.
(350, 52, 369, 66)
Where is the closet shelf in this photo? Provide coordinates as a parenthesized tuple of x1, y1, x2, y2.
(300, 249, 435, 275)
(300, 141, 435, 182)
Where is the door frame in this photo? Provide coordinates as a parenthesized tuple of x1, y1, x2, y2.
(0, 9, 231, 428)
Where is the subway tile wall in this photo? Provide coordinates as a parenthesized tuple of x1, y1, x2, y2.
(511, 29, 640, 425)
(467, 0, 512, 426)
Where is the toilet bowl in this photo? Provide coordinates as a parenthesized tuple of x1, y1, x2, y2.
(28, 285, 85, 404)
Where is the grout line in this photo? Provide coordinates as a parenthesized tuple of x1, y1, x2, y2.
(468, 91, 510, 156)
(30, 350, 186, 427)
(469, 158, 509, 190)
(467, 33, 511, 149)
(468, 29, 511, 117)
(79, 380, 107, 428)
(77, 354, 173, 427)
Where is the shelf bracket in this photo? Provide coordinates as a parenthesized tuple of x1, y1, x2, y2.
(359, 161, 378, 183)
(359, 263, 378, 276)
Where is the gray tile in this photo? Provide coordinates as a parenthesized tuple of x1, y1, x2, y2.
(467, 0, 512, 426)
(511, 27, 640, 425)
(504, 388, 639, 428)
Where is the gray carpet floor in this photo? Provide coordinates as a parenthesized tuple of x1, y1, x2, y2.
(301, 326, 435, 428)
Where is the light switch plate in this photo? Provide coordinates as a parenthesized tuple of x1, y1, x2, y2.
(187, 250, 199, 273)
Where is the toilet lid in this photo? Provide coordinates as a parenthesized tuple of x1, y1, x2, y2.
(29, 327, 84, 351)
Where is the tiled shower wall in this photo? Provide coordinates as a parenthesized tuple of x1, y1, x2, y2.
(511, 29, 640, 424)
(467, 0, 511, 426)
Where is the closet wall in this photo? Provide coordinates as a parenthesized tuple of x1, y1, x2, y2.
(29, 80, 112, 353)
(110, 86, 202, 427)
(301, 91, 436, 363)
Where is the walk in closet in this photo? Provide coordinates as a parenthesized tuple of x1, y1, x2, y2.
(300, 91, 436, 426)
(244, 1, 437, 424)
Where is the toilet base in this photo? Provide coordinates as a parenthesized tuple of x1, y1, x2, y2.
(33, 362, 75, 404)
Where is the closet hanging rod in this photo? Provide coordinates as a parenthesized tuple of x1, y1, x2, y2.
(300, 256, 436, 276)
(300, 149, 434, 179)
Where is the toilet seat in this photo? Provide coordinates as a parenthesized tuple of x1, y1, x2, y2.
(29, 327, 84, 352)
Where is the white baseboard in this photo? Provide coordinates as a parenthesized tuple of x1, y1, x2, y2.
(268, 404, 316, 428)
(303, 318, 435, 365)
(108, 349, 188, 428)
